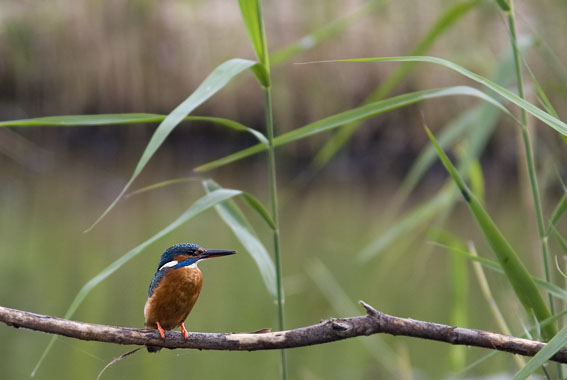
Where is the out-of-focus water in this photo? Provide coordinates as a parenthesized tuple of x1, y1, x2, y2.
(1, 155, 547, 380)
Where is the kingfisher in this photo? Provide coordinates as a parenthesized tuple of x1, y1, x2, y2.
(144, 243, 236, 352)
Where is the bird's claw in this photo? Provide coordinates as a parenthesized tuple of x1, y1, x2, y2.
(180, 322, 189, 339)
(156, 321, 166, 339)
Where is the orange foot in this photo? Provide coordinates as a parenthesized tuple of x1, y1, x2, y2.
(180, 322, 189, 339)
(157, 321, 165, 339)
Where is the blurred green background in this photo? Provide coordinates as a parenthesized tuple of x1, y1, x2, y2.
(1, 0, 566, 379)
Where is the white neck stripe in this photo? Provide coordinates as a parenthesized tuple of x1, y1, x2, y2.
(159, 260, 178, 270)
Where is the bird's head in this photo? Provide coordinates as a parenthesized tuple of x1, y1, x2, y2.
(156, 243, 236, 271)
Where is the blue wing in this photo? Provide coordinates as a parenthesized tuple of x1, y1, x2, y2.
(147, 269, 169, 298)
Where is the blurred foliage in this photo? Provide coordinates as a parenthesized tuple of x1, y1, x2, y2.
(1, 0, 565, 180)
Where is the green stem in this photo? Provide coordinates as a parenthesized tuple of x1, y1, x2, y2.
(506, 2, 555, 319)
(264, 86, 288, 379)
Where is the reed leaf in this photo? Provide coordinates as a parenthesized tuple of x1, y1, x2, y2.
(432, 242, 567, 300)
(203, 180, 277, 298)
(426, 127, 556, 340)
(80, 59, 257, 232)
(512, 326, 567, 380)
(238, 0, 270, 86)
(271, 0, 389, 65)
(315, 56, 567, 135)
(396, 38, 528, 205)
(0, 114, 268, 145)
(196, 85, 508, 172)
(313, 0, 480, 168)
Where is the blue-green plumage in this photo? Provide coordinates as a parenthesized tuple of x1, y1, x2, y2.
(155, 243, 200, 270)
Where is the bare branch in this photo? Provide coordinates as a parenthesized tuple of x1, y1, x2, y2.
(1, 302, 565, 363)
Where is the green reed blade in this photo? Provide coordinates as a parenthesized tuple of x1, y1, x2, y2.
(312, 0, 480, 168)
(0, 114, 268, 145)
(196, 85, 509, 172)
(547, 195, 566, 237)
(238, 0, 268, 67)
(512, 326, 567, 380)
(79, 59, 257, 232)
(238, 0, 269, 87)
(203, 180, 277, 299)
(321, 56, 566, 136)
(456, 310, 567, 376)
(395, 37, 529, 206)
(270, 0, 389, 65)
(239, 193, 277, 230)
(433, 242, 567, 300)
(426, 127, 556, 340)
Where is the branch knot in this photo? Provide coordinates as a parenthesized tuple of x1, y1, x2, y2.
(330, 319, 352, 332)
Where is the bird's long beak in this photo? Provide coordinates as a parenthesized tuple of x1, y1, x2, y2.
(199, 249, 236, 260)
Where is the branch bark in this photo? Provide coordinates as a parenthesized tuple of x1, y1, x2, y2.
(1, 301, 565, 363)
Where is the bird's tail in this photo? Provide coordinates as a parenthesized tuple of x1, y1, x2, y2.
(146, 345, 162, 353)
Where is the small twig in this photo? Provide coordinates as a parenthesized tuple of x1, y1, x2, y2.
(1, 302, 565, 363)
(97, 348, 141, 380)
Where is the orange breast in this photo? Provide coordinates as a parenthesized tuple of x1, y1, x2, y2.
(144, 266, 203, 330)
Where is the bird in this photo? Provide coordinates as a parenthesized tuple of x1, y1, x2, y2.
(144, 243, 236, 352)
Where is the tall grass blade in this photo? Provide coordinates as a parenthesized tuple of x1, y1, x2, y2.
(512, 326, 567, 380)
(426, 127, 556, 340)
(469, 241, 527, 370)
(432, 242, 567, 300)
(315, 56, 567, 136)
(396, 106, 496, 206)
(238, 0, 270, 87)
(547, 195, 566, 237)
(125, 178, 203, 199)
(0, 115, 268, 145)
(203, 180, 277, 298)
(495, 0, 511, 11)
(396, 38, 528, 205)
(432, 230, 469, 369)
(312, 0, 480, 168)
(239, 193, 277, 230)
(456, 311, 567, 376)
(551, 227, 567, 256)
(31, 188, 242, 376)
(468, 159, 485, 202)
(81, 59, 257, 232)
(125, 178, 276, 230)
(469, 243, 515, 341)
(196, 86, 509, 172)
(238, 0, 268, 66)
(522, 60, 560, 120)
(271, 0, 389, 65)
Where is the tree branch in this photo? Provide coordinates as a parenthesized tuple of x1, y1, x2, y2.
(1, 301, 565, 363)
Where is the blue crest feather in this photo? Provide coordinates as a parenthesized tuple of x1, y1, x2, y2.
(155, 243, 200, 270)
